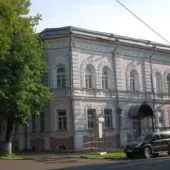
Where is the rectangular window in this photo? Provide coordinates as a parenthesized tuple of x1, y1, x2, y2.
(85, 75, 92, 89)
(102, 77, 104, 89)
(89, 75, 92, 88)
(62, 75, 65, 87)
(32, 115, 36, 132)
(58, 110, 67, 130)
(168, 84, 170, 95)
(105, 77, 108, 89)
(104, 109, 112, 129)
(57, 75, 65, 88)
(0, 124, 2, 136)
(102, 77, 108, 89)
(88, 109, 96, 128)
(85, 75, 88, 88)
(40, 112, 44, 131)
(158, 116, 163, 124)
(130, 79, 136, 91)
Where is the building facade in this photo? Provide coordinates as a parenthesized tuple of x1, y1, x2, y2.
(1, 26, 170, 152)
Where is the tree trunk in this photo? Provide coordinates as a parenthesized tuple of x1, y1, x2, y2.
(5, 142, 12, 156)
(5, 119, 14, 156)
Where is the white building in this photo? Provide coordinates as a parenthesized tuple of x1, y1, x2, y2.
(1, 26, 170, 152)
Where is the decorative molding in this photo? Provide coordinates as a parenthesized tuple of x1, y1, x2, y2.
(46, 40, 70, 49)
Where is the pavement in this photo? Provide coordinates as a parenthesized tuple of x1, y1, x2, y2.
(0, 153, 114, 170)
(1, 152, 170, 170)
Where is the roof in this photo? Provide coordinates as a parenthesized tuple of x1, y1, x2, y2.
(39, 26, 170, 51)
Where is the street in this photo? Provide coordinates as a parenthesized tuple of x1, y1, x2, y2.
(1, 156, 170, 170)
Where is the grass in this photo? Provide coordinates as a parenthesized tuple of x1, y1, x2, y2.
(80, 151, 126, 159)
(0, 153, 31, 159)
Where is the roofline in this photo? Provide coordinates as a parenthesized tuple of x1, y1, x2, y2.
(39, 26, 170, 51)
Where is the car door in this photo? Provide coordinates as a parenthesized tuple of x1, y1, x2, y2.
(160, 134, 168, 151)
(151, 134, 161, 153)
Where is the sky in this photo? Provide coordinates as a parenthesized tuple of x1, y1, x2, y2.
(29, 0, 170, 45)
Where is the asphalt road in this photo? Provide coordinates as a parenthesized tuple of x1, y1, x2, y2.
(1, 156, 170, 170)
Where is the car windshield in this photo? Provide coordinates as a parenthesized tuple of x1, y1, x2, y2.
(144, 134, 153, 141)
(135, 135, 145, 141)
(135, 134, 153, 141)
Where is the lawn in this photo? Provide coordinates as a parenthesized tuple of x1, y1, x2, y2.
(0, 153, 31, 159)
(80, 151, 126, 159)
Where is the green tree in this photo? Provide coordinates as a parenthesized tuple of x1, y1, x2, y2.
(0, 0, 50, 155)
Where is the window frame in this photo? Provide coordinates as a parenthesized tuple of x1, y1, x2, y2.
(40, 112, 45, 132)
(87, 109, 96, 129)
(57, 110, 67, 131)
(31, 115, 36, 132)
(102, 68, 109, 90)
(167, 73, 170, 94)
(130, 70, 138, 91)
(155, 72, 162, 93)
(104, 109, 113, 129)
(57, 67, 65, 88)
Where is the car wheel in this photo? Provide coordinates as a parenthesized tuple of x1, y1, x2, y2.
(168, 151, 170, 156)
(144, 147, 152, 159)
(126, 153, 133, 159)
(167, 145, 170, 156)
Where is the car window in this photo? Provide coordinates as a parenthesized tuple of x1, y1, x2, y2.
(144, 134, 152, 141)
(135, 135, 145, 141)
(160, 134, 167, 139)
(152, 134, 160, 140)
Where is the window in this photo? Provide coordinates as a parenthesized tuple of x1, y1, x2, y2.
(57, 67, 65, 88)
(88, 109, 96, 128)
(156, 111, 163, 127)
(0, 124, 2, 136)
(104, 109, 112, 129)
(102, 68, 109, 90)
(40, 112, 44, 131)
(32, 115, 36, 132)
(85, 65, 95, 89)
(155, 72, 162, 93)
(58, 110, 67, 130)
(130, 70, 138, 91)
(167, 73, 170, 94)
(152, 134, 160, 141)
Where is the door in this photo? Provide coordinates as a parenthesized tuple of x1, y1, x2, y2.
(133, 119, 141, 140)
(151, 134, 162, 153)
(160, 134, 169, 152)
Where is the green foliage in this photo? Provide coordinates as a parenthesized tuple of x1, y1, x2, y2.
(0, 153, 31, 159)
(0, 0, 50, 125)
(80, 151, 126, 159)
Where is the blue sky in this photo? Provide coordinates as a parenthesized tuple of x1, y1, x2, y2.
(30, 0, 170, 44)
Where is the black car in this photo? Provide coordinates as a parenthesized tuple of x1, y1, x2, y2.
(124, 131, 170, 158)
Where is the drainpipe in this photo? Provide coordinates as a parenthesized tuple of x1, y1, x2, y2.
(149, 46, 156, 132)
(112, 39, 120, 147)
(69, 28, 75, 151)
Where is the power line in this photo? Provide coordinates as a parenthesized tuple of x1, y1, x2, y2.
(115, 0, 170, 44)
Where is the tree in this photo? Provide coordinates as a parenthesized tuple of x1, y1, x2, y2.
(0, 0, 50, 155)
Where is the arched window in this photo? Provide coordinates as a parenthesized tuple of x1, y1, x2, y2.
(85, 65, 94, 89)
(102, 68, 109, 90)
(155, 72, 162, 93)
(167, 73, 170, 94)
(130, 70, 138, 91)
(57, 67, 65, 88)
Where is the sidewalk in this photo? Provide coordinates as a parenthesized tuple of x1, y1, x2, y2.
(24, 152, 80, 160)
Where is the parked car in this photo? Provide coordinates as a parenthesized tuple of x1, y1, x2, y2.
(124, 131, 170, 158)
